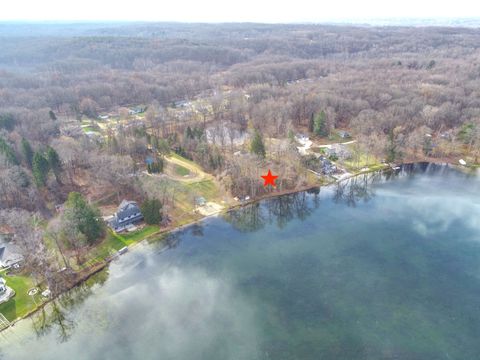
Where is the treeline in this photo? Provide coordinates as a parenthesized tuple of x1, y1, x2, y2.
(1, 24, 480, 114)
(1, 23, 480, 213)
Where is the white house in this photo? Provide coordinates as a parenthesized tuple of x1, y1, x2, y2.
(0, 277, 15, 305)
(295, 133, 309, 145)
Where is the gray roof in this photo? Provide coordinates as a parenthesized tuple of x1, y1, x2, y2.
(195, 197, 207, 206)
(117, 200, 141, 219)
(108, 200, 144, 231)
(0, 241, 23, 267)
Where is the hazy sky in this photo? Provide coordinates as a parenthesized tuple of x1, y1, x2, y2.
(2, 0, 480, 22)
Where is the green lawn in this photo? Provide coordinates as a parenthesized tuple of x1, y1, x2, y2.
(186, 179, 219, 199)
(170, 153, 202, 170)
(175, 165, 190, 176)
(82, 126, 100, 133)
(0, 274, 42, 322)
(342, 147, 381, 172)
(120, 225, 160, 245)
(0, 225, 162, 322)
(83, 225, 160, 267)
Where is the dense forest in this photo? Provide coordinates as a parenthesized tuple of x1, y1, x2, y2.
(1, 23, 480, 296)
(2, 23, 480, 206)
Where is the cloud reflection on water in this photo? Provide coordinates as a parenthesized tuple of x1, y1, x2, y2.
(2, 265, 260, 360)
(2, 164, 480, 360)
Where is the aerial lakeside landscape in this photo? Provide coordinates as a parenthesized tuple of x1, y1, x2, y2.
(1, 4, 480, 359)
(2, 164, 480, 359)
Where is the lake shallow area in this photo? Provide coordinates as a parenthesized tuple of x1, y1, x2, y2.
(1, 164, 480, 360)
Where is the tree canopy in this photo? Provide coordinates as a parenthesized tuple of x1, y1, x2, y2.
(21, 138, 34, 168)
(0, 137, 18, 165)
(141, 198, 163, 225)
(313, 111, 328, 137)
(46, 146, 62, 182)
(32, 152, 50, 187)
(250, 129, 266, 158)
(63, 192, 104, 245)
(0, 113, 15, 131)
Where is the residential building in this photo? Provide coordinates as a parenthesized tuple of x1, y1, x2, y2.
(108, 200, 144, 232)
(0, 233, 23, 268)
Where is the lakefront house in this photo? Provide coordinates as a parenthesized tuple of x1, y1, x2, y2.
(108, 200, 144, 232)
(0, 277, 15, 305)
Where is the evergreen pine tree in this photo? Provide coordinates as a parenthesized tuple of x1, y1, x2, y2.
(46, 146, 62, 183)
(0, 138, 19, 165)
(49, 110, 57, 121)
(21, 138, 34, 168)
(386, 129, 398, 163)
(250, 129, 266, 158)
(64, 192, 104, 245)
(0, 113, 15, 131)
(141, 198, 163, 225)
(32, 152, 50, 187)
(313, 110, 328, 137)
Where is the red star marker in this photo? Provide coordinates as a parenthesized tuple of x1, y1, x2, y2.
(261, 169, 278, 187)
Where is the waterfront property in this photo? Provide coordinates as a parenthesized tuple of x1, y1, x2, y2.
(2, 165, 480, 360)
(319, 156, 337, 175)
(108, 200, 144, 233)
(0, 277, 15, 305)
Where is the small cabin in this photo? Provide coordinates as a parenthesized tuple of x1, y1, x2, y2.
(195, 196, 207, 207)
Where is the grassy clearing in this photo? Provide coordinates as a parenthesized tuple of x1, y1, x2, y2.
(120, 225, 161, 245)
(170, 153, 202, 171)
(165, 179, 223, 225)
(187, 180, 219, 199)
(83, 225, 160, 267)
(82, 126, 100, 133)
(175, 165, 190, 176)
(342, 147, 382, 172)
(0, 274, 43, 322)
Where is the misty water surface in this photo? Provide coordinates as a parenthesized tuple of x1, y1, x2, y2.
(1, 164, 480, 360)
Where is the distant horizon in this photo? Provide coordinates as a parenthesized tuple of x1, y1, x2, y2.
(2, 0, 480, 23)
(1, 17, 480, 26)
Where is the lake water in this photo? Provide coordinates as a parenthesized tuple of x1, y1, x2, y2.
(1, 164, 480, 360)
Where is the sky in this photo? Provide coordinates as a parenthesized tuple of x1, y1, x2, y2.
(1, 0, 480, 22)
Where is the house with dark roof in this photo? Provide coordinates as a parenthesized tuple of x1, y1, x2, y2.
(319, 156, 337, 175)
(108, 200, 144, 232)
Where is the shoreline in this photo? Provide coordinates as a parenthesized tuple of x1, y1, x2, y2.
(0, 159, 473, 332)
